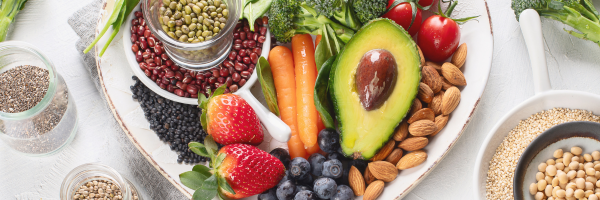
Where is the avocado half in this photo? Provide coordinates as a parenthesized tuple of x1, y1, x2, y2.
(330, 19, 421, 160)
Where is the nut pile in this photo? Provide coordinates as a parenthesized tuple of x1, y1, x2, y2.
(486, 108, 600, 200)
(131, 9, 267, 97)
(529, 147, 600, 200)
(158, 0, 229, 43)
(73, 180, 139, 200)
(345, 44, 468, 200)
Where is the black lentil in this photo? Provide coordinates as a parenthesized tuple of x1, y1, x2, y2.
(130, 76, 216, 164)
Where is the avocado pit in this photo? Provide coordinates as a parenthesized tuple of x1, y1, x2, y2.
(355, 49, 398, 111)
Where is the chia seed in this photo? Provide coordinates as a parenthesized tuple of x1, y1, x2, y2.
(130, 76, 212, 164)
(0, 65, 50, 113)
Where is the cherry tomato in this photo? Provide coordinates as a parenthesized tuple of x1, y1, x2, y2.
(417, 15, 460, 62)
(383, 1, 422, 36)
(418, 0, 435, 8)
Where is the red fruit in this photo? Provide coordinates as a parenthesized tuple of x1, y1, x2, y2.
(206, 93, 264, 145)
(217, 144, 286, 199)
(383, 1, 422, 36)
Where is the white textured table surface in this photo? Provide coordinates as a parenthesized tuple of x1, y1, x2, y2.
(2, 0, 600, 199)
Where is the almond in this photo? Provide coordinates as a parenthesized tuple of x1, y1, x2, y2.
(398, 137, 429, 151)
(430, 91, 445, 115)
(421, 65, 442, 93)
(441, 86, 461, 115)
(364, 166, 377, 185)
(451, 43, 467, 68)
(417, 46, 425, 65)
(371, 140, 396, 161)
(385, 149, 404, 165)
(407, 108, 435, 124)
(430, 115, 449, 137)
(408, 120, 437, 136)
(363, 180, 385, 200)
(397, 150, 428, 170)
(409, 98, 422, 117)
(417, 83, 434, 103)
(368, 161, 398, 182)
(441, 77, 454, 90)
(393, 121, 409, 141)
(441, 63, 467, 86)
(349, 166, 365, 196)
(426, 61, 442, 72)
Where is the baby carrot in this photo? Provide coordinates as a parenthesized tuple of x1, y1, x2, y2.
(292, 34, 319, 149)
(268, 46, 307, 159)
(315, 35, 322, 47)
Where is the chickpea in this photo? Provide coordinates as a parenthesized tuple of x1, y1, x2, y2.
(567, 188, 575, 197)
(588, 168, 597, 176)
(586, 154, 594, 162)
(546, 185, 554, 196)
(557, 189, 567, 197)
(540, 163, 549, 172)
(569, 171, 578, 180)
(571, 161, 581, 171)
(553, 177, 560, 187)
(557, 163, 566, 170)
(587, 176, 598, 183)
(548, 159, 557, 165)
(548, 165, 558, 176)
(537, 172, 546, 181)
(531, 183, 539, 195)
(535, 192, 545, 200)
(540, 180, 549, 191)
(593, 151, 600, 161)
(591, 194, 599, 200)
(576, 189, 586, 198)
(578, 178, 587, 189)
(560, 172, 570, 184)
(556, 149, 565, 158)
(588, 182, 595, 190)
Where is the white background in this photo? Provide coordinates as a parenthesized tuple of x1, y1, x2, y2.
(2, 0, 600, 199)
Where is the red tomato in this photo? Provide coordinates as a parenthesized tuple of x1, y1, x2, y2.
(418, 0, 435, 8)
(417, 15, 460, 62)
(383, 1, 422, 36)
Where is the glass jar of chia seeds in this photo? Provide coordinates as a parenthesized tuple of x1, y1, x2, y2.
(0, 41, 77, 156)
(61, 163, 143, 200)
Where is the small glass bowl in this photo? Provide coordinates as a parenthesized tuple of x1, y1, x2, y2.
(61, 163, 143, 200)
(143, 0, 242, 70)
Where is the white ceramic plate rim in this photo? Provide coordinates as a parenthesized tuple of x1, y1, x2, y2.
(94, 0, 494, 198)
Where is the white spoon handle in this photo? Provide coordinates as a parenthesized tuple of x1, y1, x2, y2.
(519, 9, 552, 94)
(236, 89, 291, 143)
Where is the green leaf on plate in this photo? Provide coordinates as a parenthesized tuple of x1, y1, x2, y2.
(179, 171, 208, 190)
(217, 175, 236, 194)
(256, 56, 280, 116)
(192, 165, 212, 177)
(242, 0, 273, 31)
(201, 175, 219, 190)
(192, 187, 218, 200)
(314, 56, 337, 129)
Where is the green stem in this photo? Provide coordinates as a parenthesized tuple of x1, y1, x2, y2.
(541, 7, 600, 44)
(0, 17, 12, 42)
(444, 0, 458, 17)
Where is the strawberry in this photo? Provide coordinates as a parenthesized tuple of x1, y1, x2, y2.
(199, 85, 264, 146)
(180, 136, 285, 200)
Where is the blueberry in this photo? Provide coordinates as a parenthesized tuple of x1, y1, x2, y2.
(278, 171, 291, 187)
(331, 185, 354, 200)
(318, 129, 340, 153)
(258, 188, 278, 200)
(270, 148, 292, 168)
(308, 153, 326, 176)
(327, 152, 346, 161)
(322, 159, 343, 178)
(350, 159, 368, 174)
(296, 185, 312, 192)
(313, 177, 337, 199)
(277, 180, 297, 200)
(294, 190, 318, 200)
(335, 162, 351, 186)
(296, 173, 313, 186)
(290, 157, 311, 180)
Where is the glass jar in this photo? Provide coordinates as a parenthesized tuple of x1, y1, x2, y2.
(61, 163, 143, 200)
(0, 41, 77, 156)
(143, 0, 242, 70)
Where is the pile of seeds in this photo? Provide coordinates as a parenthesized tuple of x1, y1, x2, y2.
(0, 65, 49, 113)
(486, 108, 600, 200)
(130, 76, 211, 164)
(73, 180, 139, 200)
(159, 0, 229, 43)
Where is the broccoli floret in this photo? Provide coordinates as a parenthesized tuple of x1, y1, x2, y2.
(353, 0, 388, 24)
(269, 0, 355, 43)
(512, 0, 600, 46)
(304, 0, 362, 30)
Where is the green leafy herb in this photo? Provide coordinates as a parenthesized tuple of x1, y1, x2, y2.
(180, 171, 208, 190)
(314, 24, 344, 71)
(242, 0, 273, 31)
(256, 56, 280, 116)
(314, 56, 337, 129)
(0, 0, 28, 42)
(83, 0, 141, 56)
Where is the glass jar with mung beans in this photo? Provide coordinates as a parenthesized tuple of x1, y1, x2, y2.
(159, 0, 229, 43)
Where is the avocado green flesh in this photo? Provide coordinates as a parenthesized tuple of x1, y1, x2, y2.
(330, 19, 421, 159)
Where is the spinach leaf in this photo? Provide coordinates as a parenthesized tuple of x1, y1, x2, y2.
(314, 56, 337, 129)
(257, 56, 280, 116)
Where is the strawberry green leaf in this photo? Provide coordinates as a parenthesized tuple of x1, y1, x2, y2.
(199, 91, 208, 108)
(204, 136, 218, 159)
(202, 175, 219, 190)
(213, 84, 227, 97)
(192, 165, 212, 177)
(218, 175, 236, 195)
(190, 146, 210, 158)
(214, 153, 227, 168)
(218, 193, 225, 200)
(256, 56, 280, 116)
(180, 171, 208, 190)
(192, 188, 217, 200)
(200, 110, 208, 133)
